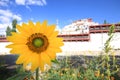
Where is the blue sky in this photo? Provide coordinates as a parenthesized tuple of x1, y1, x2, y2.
(0, 0, 120, 35)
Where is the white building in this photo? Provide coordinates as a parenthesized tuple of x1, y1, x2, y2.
(58, 18, 120, 56)
(1, 18, 120, 56)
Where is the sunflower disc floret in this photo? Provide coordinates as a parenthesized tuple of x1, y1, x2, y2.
(26, 33, 49, 53)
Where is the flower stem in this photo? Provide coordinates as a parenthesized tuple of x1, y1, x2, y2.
(36, 68, 39, 80)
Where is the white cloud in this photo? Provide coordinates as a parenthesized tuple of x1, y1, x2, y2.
(15, 0, 47, 6)
(0, 23, 12, 35)
(0, 9, 22, 35)
(15, 0, 25, 5)
(0, 23, 11, 29)
(13, 15, 22, 21)
(0, 16, 11, 23)
(0, 1, 7, 6)
(0, 10, 12, 17)
(0, 0, 10, 6)
(15, 0, 47, 11)
(41, 0, 47, 5)
(26, 5, 32, 11)
(0, 9, 22, 24)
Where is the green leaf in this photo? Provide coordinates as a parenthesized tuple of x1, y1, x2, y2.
(108, 25, 114, 36)
(7, 72, 32, 80)
(51, 59, 59, 64)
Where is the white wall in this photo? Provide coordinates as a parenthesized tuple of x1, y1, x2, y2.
(60, 33, 120, 55)
(0, 42, 11, 55)
(1, 33, 120, 55)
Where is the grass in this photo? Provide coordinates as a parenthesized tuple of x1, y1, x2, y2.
(41, 55, 120, 80)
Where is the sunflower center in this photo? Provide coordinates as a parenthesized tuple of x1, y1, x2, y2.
(26, 33, 49, 53)
(33, 38, 44, 48)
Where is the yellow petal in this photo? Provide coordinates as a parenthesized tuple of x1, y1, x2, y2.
(23, 59, 31, 69)
(48, 31, 59, 39)
(46, 51, 56, 59)
(6, 44, 30, 54)
(41, 20, 47, 33)
(39, 54, 45, 72)
(28, 21, 34, 26)
(16, 52, 32, 64)
(41, 52, 51, 65)
(28, 21, 37, 33)
(30, 53, 39, 71)
(35, 22, 41, 33)
(16, 55, 25, 64)
(49, 38, 64, 49)
(6, 33, 27, 44)
(42, 20, 47, 28)
(45, 25, 56, 37)
(48, 47, 62, 53)
(16, 25, 31, 37)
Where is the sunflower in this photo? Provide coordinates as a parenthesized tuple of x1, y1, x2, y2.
(6, 21, 64, 71)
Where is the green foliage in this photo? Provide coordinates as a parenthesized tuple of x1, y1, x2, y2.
(101, 25, 118, 77)
(103, 20, 109, 24)
(104, 25, 114, 53)
(104, 20, 107, 24)
(6, 65, 34, 80)
(7, 72, 32, 80)
(6, 26, 12, 36)
(6, 19, 17, 36)
(12, 19, 17, 29)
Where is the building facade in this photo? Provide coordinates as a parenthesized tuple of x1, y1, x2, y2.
(1, 18, 120, 55)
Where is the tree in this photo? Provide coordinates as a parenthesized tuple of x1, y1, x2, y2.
(12, 19, 17, 29)
(6, 26, 12, 36)
(104, 20, 107, 24)
(104, 20, 109, 24)
(11, 19, 17, 32)
(5, 19, 18, 36)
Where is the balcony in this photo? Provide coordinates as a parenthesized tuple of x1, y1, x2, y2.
(58, 33, 90, 42)
(0, 37, 8, 42)
(90, 24, 120, 33)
